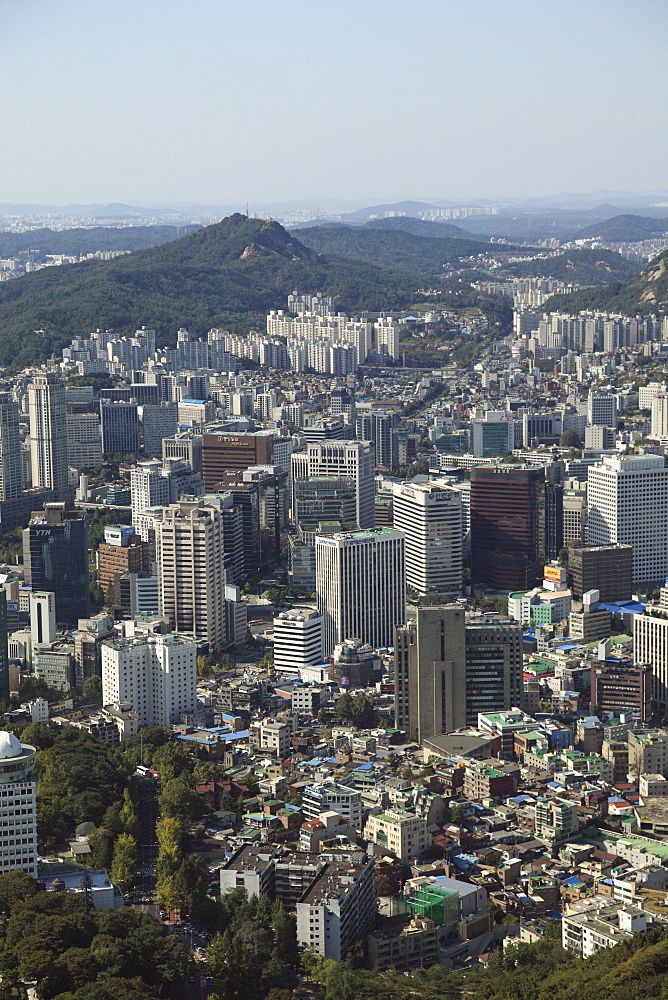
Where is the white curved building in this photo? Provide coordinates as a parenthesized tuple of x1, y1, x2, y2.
(0, 732, 38, 877)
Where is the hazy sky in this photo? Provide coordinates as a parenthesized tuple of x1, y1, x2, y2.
(2, 0, 667, 207)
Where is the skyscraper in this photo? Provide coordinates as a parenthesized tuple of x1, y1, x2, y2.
(29, 373, 68, 493)
(304, 441, 375, 529)
(101, 632, 197, 727)
(391, 482, 462, 596)
(99, 400, 140, 455)
(155, 499, 227, 648)
(470, 466, 546, 590)
(0, 732, 38, 877)
(315, 528, 405, 656)
(394, 605, 467, 742)
(0, 393, 22, 501)
(464, 617, 524, 725)
(355, 410, 398, 470)
(23, 504, 89, 626)
(587, 454, 668, 586)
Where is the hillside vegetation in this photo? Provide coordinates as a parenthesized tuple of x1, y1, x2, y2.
(363, 216, 484, 240)
(0, 225, 201, 257)
(566, 213, 668, 242)
(500, 247, 638, 284)
(0, 215, 429, 365)
(543, 249, 668, 314)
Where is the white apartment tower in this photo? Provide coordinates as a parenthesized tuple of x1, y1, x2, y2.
(273, 609, 324, 674)
(634, 608, 668, 714)
(316, 528, 405, 656)
(391, 482, 462, 595)
(651, 393, 668, 442)
(587, 454, 668, 586)
(130, 459, 170, 538)
(587, 391, 617, 428)
(0, 733, 38, 877)
(156, 499, 227, 647)
(101, 633, 197, 727)
(28, 373, 68, 493)
(305, 441, 375, 529)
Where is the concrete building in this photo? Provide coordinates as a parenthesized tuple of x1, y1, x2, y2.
(567, 544, 633, 602)
(141, 402, 178, 456)
(590, 660, 651, 722)
(97, 525, 149, 594)
(563, 489, 587, 546)
(627, 729, 668, 778)
(29, 592, 56, 647)
(363, 808, 431, 864)
(316, 529, 405, 657)
(391, 482, 462, 596)
(633, 608, 668, 715)
(101, 632, 197, 727)
(394, 605, 467, 743)
(99, 400, 139, 455)
(303, 441, 375, 530)
(587, 391, 617, 428)
(201, 430, 274, 490)
(273, 609, 323, 675)
(587, 455, 668, 586)
(0, 394, 23, 500)
(155, 499, 227, 648)
(29, 373, 68, 494)
(0, 732, 38, 877)
(562, 899, 647, 959)
(464, 618, 524, 726)
(535, 797, 578, 844)
(66, 411, 103, 470)
(302, 782, 363, 830)
(23, 504, 89, 626)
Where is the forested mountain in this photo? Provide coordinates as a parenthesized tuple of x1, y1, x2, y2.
(499, 247, 639, 284)
(543, 249, 668, 314)
(0, 215, 429, 366)
(363, 216, 483, 239)
(0, 225, 201, 257)
(565, 213, 668, 242)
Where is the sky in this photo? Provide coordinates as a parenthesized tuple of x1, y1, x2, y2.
(2, 0, 668, 208)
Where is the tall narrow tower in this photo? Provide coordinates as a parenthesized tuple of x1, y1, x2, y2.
(29, 373, 67, 493)
(0, 393, 22, 500)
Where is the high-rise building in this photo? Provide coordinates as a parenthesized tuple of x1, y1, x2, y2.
(101, 632, 197, 727)
(355, 411, 398, 470)
(155, 499, 227, 647)
(294, 477, 358, 531)
(464, 617, 524, 725)
(29, 591, 57, 646)
(650, 393, 668, 442)
(66, 411, 103, 469)
(99, 400, 139, 455)
(98, 525, 150, 594)
(588, 391, 617, 428)
(590, 660, 651, 722)
(470, 466, 546, 590)
(567, 544, 633, 602)
(315, 528, 405, 656)
(273, 609, 323, 675)
(394, 605, 467, 742)
(0, 732, 38, 876)
(23, 504, 89, 626)
(634, 608, 668, 715)
(141, 402, 178, 456)
(0, 594, 8, 699)
(304, 441, 375, 529)
(587, 455, 668, 586)
(162, 430, 203, 473)
(545, 480, 564, 561)
(391, 482, 462, 596)
(29, 373, 68, 494)
(0, 393, 22, 500)
(201, 431, 274, 490)
(471, 418, 514, 458)
(563, 489, 587, 545)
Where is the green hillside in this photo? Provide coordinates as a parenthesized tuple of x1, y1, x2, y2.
(566, 213, 668, 242)
(0, 224, 201, 257)
(0, 215, 429, 366)
(500, 247, 638, 284)
(363, 216, 483, 240)
(297, 224, 501, 273)
(543, 249, 668, 314)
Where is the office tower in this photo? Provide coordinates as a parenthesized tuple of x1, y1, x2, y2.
(0, 393, 22, 500)
(101, 632, 197, 727)
(590, 660, 651, 722)
(141, 401, 178, 456)
(391, 482, 462, 596)
(355, 410, 399, 469)
(587, 455, 668, 586)
(544, 481, 564, 561)
(99, 400, 139, 455)
(201, 430, 274, 490)
(295, 477, 358, 531)
(117, 572, 160, 618)
(98, 525, 150, 594)
(470, 466, 546, 590)
(315, 528, 405, 656)
(22, 504, 89, 626)
(0, 594, 8, 699)
(588, 391, 617, 428)
(394, 605, 467, 742)
(567, 544, 633, 602)
(73, 611, 115, 688)
(464, 617, 524, 725)
(634, 608, 668, 715)
(563, 489, 587, 545)
(651, 393, 668, 441)
(162, 430, 203, 473)
(29, 591, 56, 646)
(155, 499, 227, 647)
(131, 459, 170, 536)
(273, 609, 324, 674)
(0, 732, 37, 876)
(471, 418, 514, 458)
(305, 441, 375, 529)
(28, 373, 68, 493)
(66, 411, 103, 469)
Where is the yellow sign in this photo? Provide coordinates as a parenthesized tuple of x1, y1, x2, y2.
(544, 565, 563, 582)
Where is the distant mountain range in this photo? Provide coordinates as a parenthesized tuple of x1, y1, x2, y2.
(543, 250, 668, 314)
(563, 214, 668, 242)
(0, 225, 201, 257)
(0, 214, 428, 366)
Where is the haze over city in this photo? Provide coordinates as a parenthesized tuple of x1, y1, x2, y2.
(2, 0, 668, 206)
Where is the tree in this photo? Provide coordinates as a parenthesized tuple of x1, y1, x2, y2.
(197, 655, 213, 679)
(82, 675, 103, 701)
(119, 787, 140, 839)
(160, 777, 208, 823)
(561, 428, 581, 449)
(110, 833, 137, 891)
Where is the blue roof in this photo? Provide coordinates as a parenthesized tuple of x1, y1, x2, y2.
(598, 601, 645, 615)
(562, 876, 582, 885)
